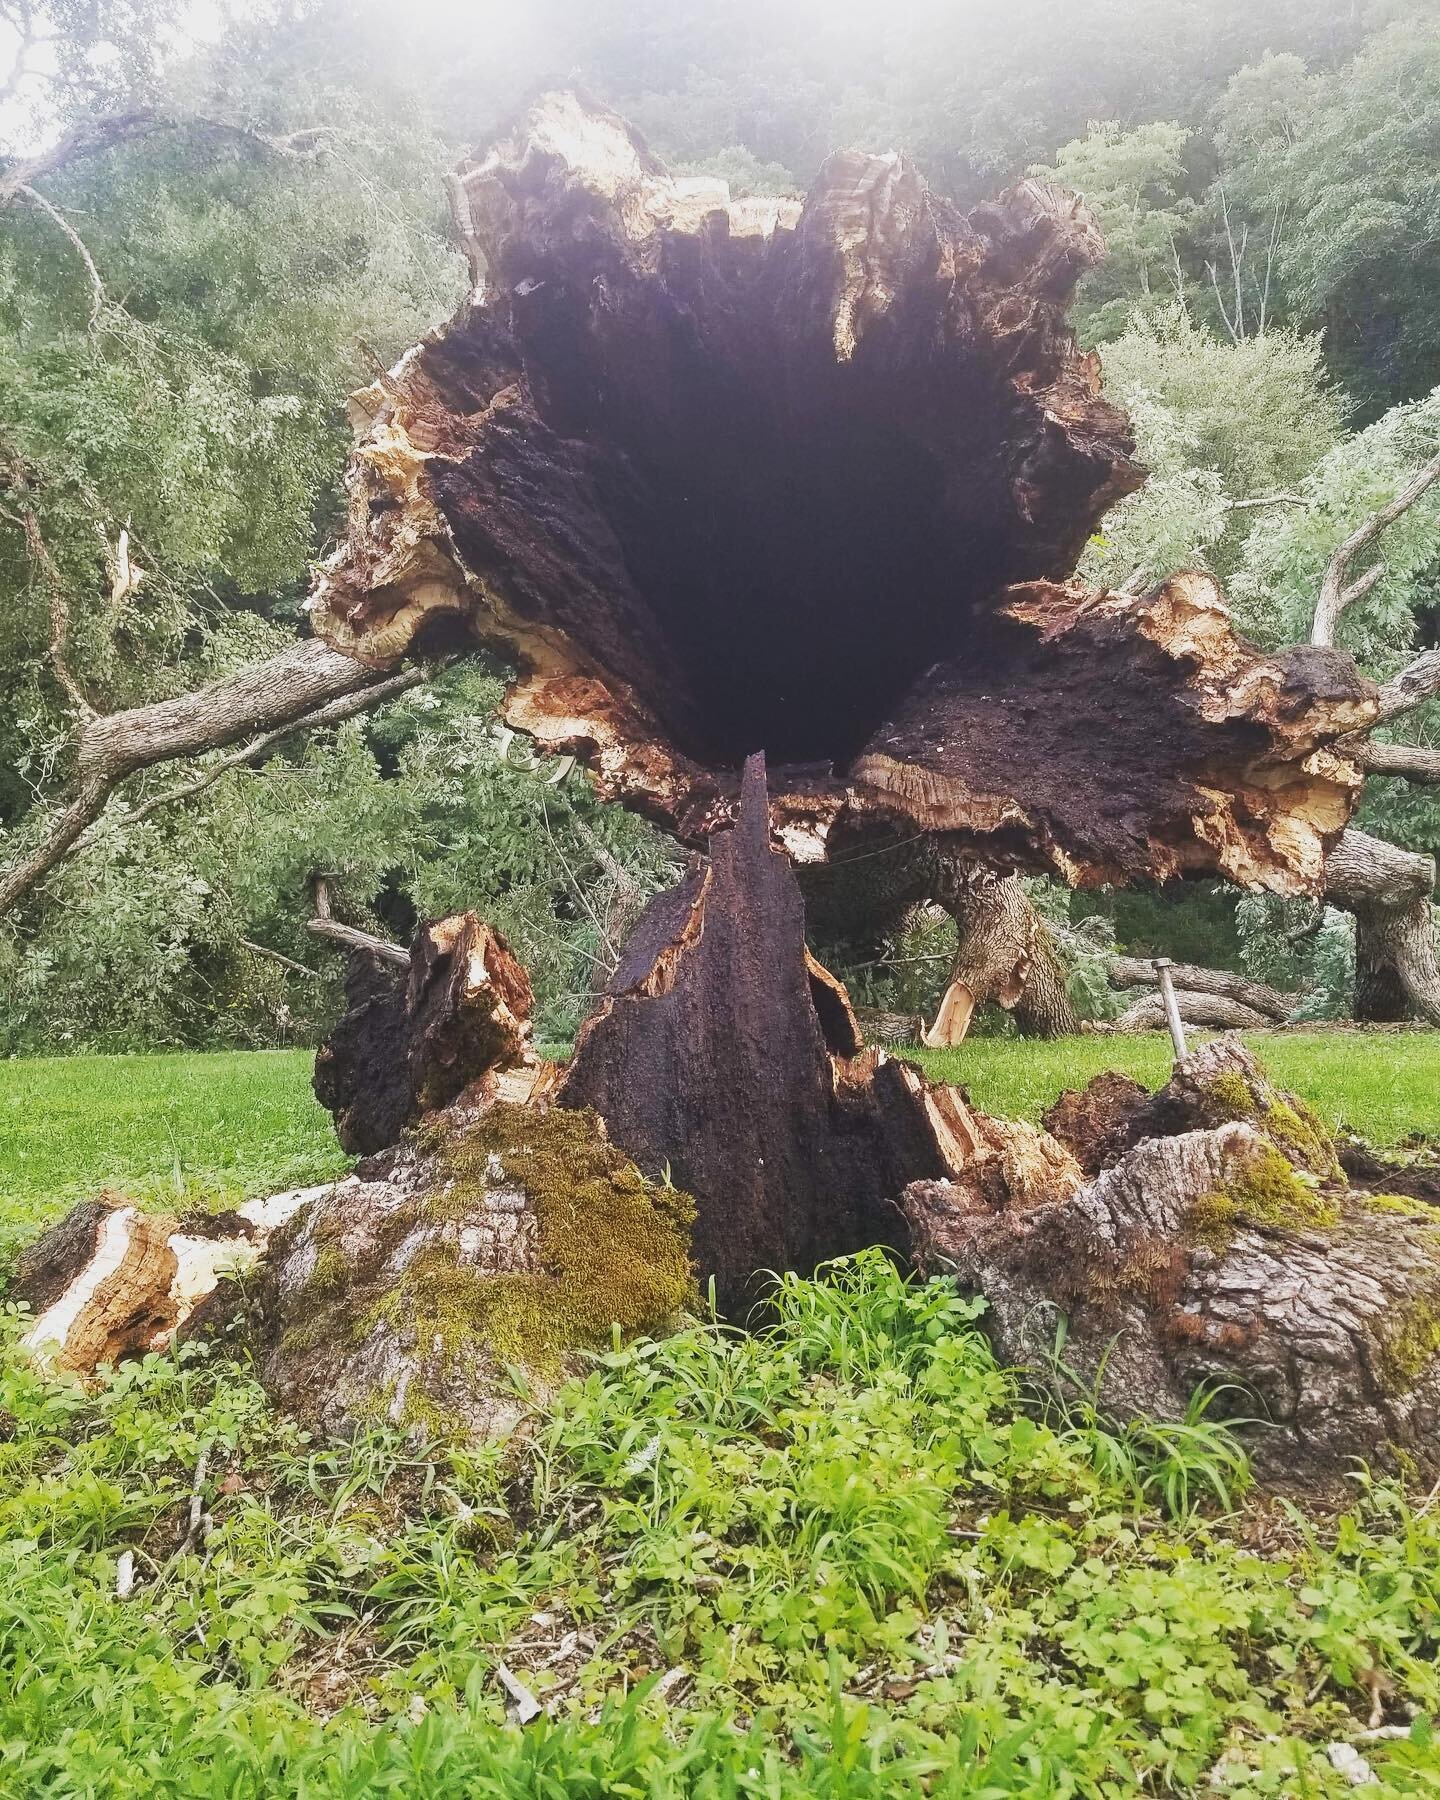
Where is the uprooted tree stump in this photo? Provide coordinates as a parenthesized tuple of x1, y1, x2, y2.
(904, 1040, 1440, 1479)
(17, 97, 1439, 1481)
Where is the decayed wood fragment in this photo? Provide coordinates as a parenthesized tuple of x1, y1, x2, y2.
(14, 1186, 325, 1372)
(313, 910, 550, 1154)
(305, 91, 1374, 896)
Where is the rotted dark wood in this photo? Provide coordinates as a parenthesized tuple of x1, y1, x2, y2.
(557, 754, 980, 1316)
(313, 912, 536, 1154)
(308, 92, 1375, 897)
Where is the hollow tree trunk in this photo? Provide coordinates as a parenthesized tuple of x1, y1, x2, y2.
(1324, 828, 1440, 1025)
(306, 91, 1376, 900)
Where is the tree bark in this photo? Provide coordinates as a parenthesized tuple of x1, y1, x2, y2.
(1112, 990, 1273, 1033)
(923, 867, 1080, 1045)
(556, 755, 1010, 1316)
(1324, 828, 1440, 1026)
(1106, 957, 1297, 1022)
(0, 639, 401, 918)
(313, 912, 546, 1155)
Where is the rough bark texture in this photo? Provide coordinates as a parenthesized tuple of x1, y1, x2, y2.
(1113, 990, 1274, 1033)
(556, 754, 994, 1316)
(0, 638, 401, 918)
(1325, 828, 1440, 1026)
(924, 866, 1079, 1044)
(313, 911, 548, 1154)
(1106, 956, 1297, 1022)
(306, 91, 1374, 895)
(903, 1041, 1440, 1480)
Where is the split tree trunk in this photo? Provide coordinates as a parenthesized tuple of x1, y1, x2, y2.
(556, 755, 1007, 1316)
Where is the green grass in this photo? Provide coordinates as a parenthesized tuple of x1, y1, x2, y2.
(0, 1049, 350, 1257)
(909, 1030, 1440, 1146)
(3, 1252, 1440, 1796)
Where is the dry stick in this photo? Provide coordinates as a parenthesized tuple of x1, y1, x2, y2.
(306, 916, 409, 968)
(239, 937, 320, 980)
(177, 1443, 212, 1559)
(1311, 448, 1440, 647)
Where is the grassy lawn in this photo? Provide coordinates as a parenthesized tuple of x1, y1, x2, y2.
(909, 1030, 1440, 1146)
(0, 1048, 350, 1256)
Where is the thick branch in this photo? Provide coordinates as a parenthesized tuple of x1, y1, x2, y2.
(0, 638, 402, 920)
(1354, 738, 1440, 784)
(1324, 827, 1440, 1026)
(21, 503, 94, 717)
(1311, 450, 1440, 648)
(1113, 989, 1272, 1033)
(97, 663, 433, 839)
(1375, 648, 1440, 724)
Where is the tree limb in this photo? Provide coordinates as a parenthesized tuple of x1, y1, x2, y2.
(1311, 449, 1440, 647)
(1375, 647, 1440, 723)
(1354, 739, 1440, 784)
(1105, 955, 1298, 1022)
(0, 638, 412, 920)
(92, 662, 433, 839)
(14, 184, 105, 324)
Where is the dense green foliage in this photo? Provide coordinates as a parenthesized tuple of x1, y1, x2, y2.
(1, 0, 1439, 1045)
(6, 1251, 1440, 1796)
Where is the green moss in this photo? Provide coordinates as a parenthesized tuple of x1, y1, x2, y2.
(1261, 1097, 1338, 1177)
(1225, 1144, 1341, 1233)
(1184, 1190, 1241, 1255)
(1204, 1072, 1259, 1120)
(400, 1104, 697, 1382)
(1374, 1289, 1440, 1393)
(1365, 1192, 1435, 1220)
(305, 1244, 350, 1302)
(1185, 1145, 1341, 1254)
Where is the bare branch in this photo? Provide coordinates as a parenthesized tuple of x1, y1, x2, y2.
(306, 917, 409, 968)
(1311, 449, 1440, 646)
(1375, 646, 1440, 723)
(92, 662, 433, 839)
(239, 938, 319, 981)
(14, 184, 105, 324)
(1354, 739, 1440, 785)
(1225, 491, 1309, 512)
